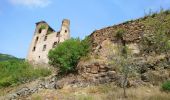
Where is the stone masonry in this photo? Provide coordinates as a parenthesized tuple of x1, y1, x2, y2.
(26, 19, 70, 64)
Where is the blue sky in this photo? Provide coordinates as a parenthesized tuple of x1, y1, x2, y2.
(0, 0, 170, 58)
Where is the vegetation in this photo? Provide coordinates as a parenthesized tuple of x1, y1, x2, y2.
(48, 37, 91, 74)
(141, 10, 170, 54)
(116, 29, 128, 98)
(31, 83, 170, 100)
(40, 25, 47, 30)
(161, 80, 170, 92)
(0, 60, 51, 88)
(0, 53, 22, 62)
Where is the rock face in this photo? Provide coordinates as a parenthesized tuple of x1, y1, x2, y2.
(89, 20, 145, 52)
(77, 12, 170, 87)
(77, 58, 118, 85)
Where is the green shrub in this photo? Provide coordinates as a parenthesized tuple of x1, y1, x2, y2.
(0, 60, 51, 88)
(161, 80, 170, 92)
(115, 29, 126, 39)
(40, 25, 46, 30)
(48, 38, 90, 74)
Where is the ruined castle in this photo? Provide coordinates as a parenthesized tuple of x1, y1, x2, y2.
(26, 19, 70, 64)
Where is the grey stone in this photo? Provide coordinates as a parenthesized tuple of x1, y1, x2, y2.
(141, 73, 149, 82)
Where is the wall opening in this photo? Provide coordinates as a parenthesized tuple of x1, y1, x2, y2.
(39, 29, 42, 34)
(44, 35, 47, 41)
(32, 46, 36, 52)
(56, 32, 60, 37)
(35, 37, 39, 44)
(43, 45, 46, 51)
(65, 30, 67, 33)
(53, 42, 57, 48)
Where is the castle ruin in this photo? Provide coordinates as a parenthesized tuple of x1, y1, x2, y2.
(26, 19, 70, 64)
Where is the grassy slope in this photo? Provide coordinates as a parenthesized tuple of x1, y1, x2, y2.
(31, 83, 170, 100)
(0, 53, 22, 61)
(0, 53, 52, 89)
(0, 60, 52, 88)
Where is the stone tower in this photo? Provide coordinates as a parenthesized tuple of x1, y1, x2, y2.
(26, 19, 70, 64)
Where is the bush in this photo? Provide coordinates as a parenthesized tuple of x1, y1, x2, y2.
(161, 80, 170, 92)
(141, 10, 170, 54)
(48, 38, 90, 74)
(0, 60, 51, 88)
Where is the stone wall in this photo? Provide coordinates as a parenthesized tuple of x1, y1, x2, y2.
(26, 19, 70, 64)
(89, 19, 146, 51)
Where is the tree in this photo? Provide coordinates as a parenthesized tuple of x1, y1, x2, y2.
(116, 29, 128, 98)
(110, 29, 136, 98)
(48, 38, 90, 74)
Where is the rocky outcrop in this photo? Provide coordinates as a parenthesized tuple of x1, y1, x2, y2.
(79, 12, 170, 88)
(89, 20, 145, 52)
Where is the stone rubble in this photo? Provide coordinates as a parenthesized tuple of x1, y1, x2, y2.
(5, 76, 56, 100)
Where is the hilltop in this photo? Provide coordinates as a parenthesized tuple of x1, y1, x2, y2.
(0, 53, 22, 61)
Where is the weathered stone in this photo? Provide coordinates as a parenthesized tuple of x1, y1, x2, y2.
(27, 19, 70, 65)
(107, 71, 116, 79)
(99, 65, 105, 69)
(4, 76, 58, 99)
(55, 81, 64, 89)
(8, 93, 18, 100)
(148, 70, 169, 85)
(86, 68, 91, 73)
(141, 73, 150, 82)
(90, 65, 99, 74)
(99, 68, 107, 72)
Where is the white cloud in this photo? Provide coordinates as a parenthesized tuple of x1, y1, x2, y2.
(9, 0, 51, 8)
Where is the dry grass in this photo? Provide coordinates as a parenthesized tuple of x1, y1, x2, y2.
(29, 83, 170, 100)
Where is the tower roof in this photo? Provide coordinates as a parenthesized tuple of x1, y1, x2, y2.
(35, 21, 47, 25)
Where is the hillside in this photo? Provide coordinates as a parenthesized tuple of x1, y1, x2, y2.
(0, 53, 21, 61)
(28, 10, 170, 100)
(1, 10, 170, 100)
(77, 10, 170, 85)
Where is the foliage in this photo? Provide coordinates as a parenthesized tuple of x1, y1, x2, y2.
(0, 60, 51, 88)
(81, 36, 92, 54)
(47, 28, 53, 35)
(48, 38, 91, 74)
(161, 80, 170, 92)
(111, 29, 138, 98)
(40, 25, 46, 30)
(115, 29, 126, 39)
(141, 10, 170, 54)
